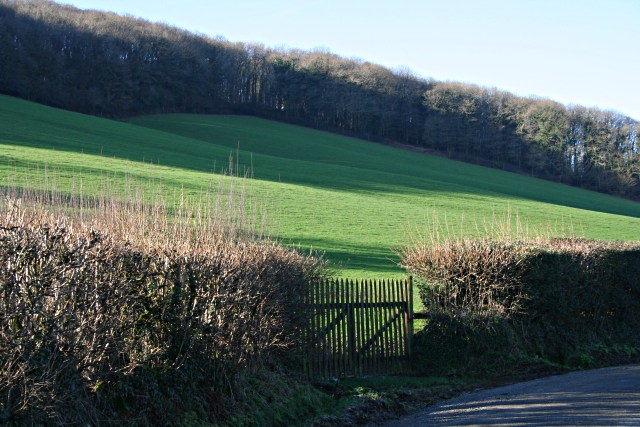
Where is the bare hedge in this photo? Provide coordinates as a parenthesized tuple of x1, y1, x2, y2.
(0, 206, 323, 424)
(401, 238, 640, 370)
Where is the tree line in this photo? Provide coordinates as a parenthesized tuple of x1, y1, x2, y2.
(1, 0, 637, 198)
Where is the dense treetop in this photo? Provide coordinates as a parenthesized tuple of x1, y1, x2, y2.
(1, 0, 637, 198)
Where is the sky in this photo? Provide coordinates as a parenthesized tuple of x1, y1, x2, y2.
(55, 0, 640, 120)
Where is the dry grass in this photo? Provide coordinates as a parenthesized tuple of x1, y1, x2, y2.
(2, 160, 273, 247)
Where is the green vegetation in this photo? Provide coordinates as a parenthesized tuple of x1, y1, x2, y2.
(2, 94, 640, 277)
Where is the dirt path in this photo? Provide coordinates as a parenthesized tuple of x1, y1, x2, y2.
(371, 364, 640, 426)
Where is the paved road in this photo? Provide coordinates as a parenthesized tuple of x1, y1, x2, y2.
(373, 364, 640, 426)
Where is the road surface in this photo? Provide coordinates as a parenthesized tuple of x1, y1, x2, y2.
(372, 364, 640, 426)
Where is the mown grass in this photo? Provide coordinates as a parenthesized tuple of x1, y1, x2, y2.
(2, 94, 640, 277)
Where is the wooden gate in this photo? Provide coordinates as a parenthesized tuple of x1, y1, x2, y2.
(303, 278, 413, 378)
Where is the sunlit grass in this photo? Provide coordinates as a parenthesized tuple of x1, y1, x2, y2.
(2, 94, 640, 277)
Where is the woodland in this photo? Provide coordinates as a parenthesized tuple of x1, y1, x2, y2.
(1, 0, 638, 198)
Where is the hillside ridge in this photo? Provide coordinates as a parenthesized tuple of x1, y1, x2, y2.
(0, 0, 637, 199)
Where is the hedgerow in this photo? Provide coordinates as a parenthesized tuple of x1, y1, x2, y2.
(0, 189, 325, 425)
(401, 236, 640, 372)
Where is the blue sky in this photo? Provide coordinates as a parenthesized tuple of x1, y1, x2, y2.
(56, 0, 639, 120)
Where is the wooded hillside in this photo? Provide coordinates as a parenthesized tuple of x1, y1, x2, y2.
(1, 0, 637, 198)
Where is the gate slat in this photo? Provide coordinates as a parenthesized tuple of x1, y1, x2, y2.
(305, 280, 311, 377)
(389, 279, 397, 370)
(337, 278, 343, 376)
(312, 279, 318, 378)
(339, 278, 346, 376)
(382, 279, 390, 371)
(344, 279, 351, 374)
(407, 277, 413, 361)
(357, 279, 365, 376)
(365, 280, 370, 373)
(394, 279, 402, 370)
(322, 278, 329, 379)
(374, 279, 382, 373)
(395, 279, 403, 370)
(373, 279, 378, 372)
(331, 279, 338, 378)
(378, 279, 383, 372)
(387, 280, 393, 370)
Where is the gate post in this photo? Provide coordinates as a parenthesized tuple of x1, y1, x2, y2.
(407, 276, 413, 360)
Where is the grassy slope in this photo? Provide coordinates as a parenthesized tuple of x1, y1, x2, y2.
(2, 94, 640, 277)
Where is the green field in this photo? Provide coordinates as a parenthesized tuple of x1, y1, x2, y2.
(2, 94, 640, 277)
